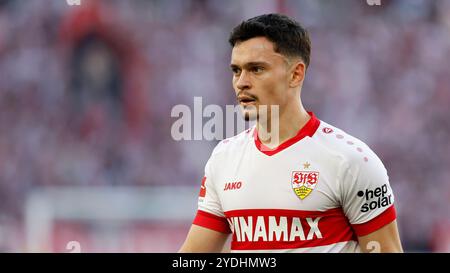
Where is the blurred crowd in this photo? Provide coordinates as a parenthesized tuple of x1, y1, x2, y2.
(0, 0, 449, 252)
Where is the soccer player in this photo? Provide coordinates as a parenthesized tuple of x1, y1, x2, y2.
(179, 14, 403, 253)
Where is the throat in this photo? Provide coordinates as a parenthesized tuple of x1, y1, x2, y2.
(256, 110, 311, 149)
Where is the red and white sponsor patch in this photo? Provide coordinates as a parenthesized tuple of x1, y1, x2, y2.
(224, 208, 356, 250)
(199, 177, 207, 198)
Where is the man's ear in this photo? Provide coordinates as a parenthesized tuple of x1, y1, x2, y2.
(289, 61, 306, 88)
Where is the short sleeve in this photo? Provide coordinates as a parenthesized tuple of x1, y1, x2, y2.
(339, 146, 397, 237)
(192, 155, 231, 234)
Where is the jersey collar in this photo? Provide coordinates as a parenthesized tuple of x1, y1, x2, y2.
(253, 111, 320, 156)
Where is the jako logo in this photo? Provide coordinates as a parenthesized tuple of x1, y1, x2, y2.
(224, 181, 242, 191)
(358, 184, 392, 212)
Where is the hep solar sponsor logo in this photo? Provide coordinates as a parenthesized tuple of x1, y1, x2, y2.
(358, 184, 392, 212)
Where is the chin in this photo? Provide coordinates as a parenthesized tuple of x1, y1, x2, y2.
(243, 111, 258, 122)
(239, 104, 258, 121)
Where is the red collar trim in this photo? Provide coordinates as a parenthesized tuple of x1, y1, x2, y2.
(253, 112, 320, 156)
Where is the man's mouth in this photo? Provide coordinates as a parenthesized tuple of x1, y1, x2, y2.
(238, 96, 257, 105)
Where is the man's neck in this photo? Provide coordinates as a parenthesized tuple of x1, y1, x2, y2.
(256, 104, 310, 149)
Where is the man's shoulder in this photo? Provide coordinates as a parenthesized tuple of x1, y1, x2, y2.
(210, 127, 255, 157)
(312, 120, 382, 166)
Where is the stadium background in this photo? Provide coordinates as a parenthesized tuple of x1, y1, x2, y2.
(0, 0, 449, 252)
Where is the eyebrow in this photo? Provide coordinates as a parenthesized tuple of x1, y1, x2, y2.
(230, 61, 271, 70)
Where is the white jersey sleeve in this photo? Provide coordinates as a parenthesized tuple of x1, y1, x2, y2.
(339, 142, 396, 237)
(192, 144, 231, 234)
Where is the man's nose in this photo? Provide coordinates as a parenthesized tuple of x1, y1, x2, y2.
(236, 71, 252, 91)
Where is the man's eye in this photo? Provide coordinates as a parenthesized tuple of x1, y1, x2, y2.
(232, 68, 241, 75)
(252, 66, 264, 73)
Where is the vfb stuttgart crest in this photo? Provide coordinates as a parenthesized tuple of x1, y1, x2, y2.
(291, 171, 319, 200)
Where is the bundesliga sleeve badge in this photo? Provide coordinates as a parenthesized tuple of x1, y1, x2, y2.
(291, 162, 319, 200)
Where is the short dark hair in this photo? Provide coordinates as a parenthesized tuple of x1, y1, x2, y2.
(228, 13, 311, 69)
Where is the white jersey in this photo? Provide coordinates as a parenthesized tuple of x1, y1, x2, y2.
(193, 112, 396, 253)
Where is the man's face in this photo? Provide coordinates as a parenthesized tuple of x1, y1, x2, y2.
(230, 37, 291, 121)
